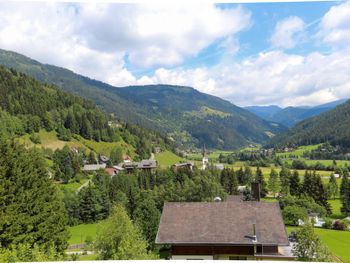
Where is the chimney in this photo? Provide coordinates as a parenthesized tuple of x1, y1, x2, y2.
(251, 181, 261, 201)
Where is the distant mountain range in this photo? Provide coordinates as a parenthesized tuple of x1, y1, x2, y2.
(269, 99, 350, 148)
(0, 49, 285, 149)
(245, 99, 348, 127)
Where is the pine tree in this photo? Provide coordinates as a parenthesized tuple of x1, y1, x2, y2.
(340, 174, 350, 215)
(279, 166, 291, 195)
(268, 168, 280, 197)
(0, 139, 68, 252)
(289, 170, 301, 196)
(328, 173, 338, 200)
(255, 167, 267, 197)
(303, 171, 331, 214)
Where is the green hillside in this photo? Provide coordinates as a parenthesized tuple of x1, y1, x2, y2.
(270, 100, 350, 148)
(0, 65, 168, 160)
(0, 49, 285, 149)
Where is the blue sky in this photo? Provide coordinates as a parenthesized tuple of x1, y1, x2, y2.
(0, 1, 349, 107)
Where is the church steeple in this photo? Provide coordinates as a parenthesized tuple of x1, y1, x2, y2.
(202, 145, 208, 158)
(202, 145, 209, 170)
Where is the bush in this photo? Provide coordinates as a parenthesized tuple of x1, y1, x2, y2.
(282, 205, 307, 226)
(332, 220, 348, 231)
(322, 219, 333, 229)
(29, 133, 41, 144)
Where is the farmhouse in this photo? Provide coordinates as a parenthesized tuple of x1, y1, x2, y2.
(104, 166, 124, 177)
(156, 200, 294, 260)
(120, 159, 157, 172)
(173, 162, 194, 171)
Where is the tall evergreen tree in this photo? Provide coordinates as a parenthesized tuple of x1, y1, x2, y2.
(289, 170, 301, 196)
(328, 173, 338, 200)
(340, 174, 350, 215)
(255, 167, 267, 197)
(303, 171, 331, 214)
(268, 168, 280, 197)
(0, 139, 68, 252)
(279, 166, 291, 195)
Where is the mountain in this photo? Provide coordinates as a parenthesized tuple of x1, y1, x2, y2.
(0, 49, 285, 149)
(269, 99, 350, 148)
(244, 105, 282, 120)
(246, 99, 347, 127)
(0, 65, 167, 159)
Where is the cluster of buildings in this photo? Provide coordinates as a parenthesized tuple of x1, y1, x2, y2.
(82, 155, 158, 177)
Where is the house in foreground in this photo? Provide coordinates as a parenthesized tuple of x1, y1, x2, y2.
(156, 199, 294, 260)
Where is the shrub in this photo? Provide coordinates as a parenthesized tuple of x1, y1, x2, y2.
(29, 133, 41, 144)
(332, 220, 347, 231)
(282, 205, 307, 226)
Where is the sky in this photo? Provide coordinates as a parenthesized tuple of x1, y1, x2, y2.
(0, 1, 350, 107)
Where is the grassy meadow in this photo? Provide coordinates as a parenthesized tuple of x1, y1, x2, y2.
(68, 222, 100, 245)
(155, 150, 184, 167)
(16, 129, 136, 157)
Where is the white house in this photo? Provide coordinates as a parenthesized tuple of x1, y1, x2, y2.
(298, 213, 325, 227)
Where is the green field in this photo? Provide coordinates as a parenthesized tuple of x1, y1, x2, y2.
(286, 226, 350, 262)
(57, 179, 89, 192)
(155, 150, 184, 167)
(68, 222, 100, 245)
(186, 150, 234, 161)
(284, 159, 350, 168)
(276, 144, 321, 158)
(17, 129, 136, 157)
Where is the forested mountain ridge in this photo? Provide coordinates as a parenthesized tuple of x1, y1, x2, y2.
(269, 99, 350, 148)
(110, 85, 285, 149)
(0, 49, 285, 149)
(246, 99, 347, 127)
(0, 65, 168, 159)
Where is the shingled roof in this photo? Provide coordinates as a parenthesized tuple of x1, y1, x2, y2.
(156, 201, 289, 246)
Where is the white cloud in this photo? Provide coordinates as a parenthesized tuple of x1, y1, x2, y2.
(145, 49, 350, 107)
(318, 0, 350, 47)
(77, 3, 251, 67)
(0, 2, 251, 86)
(270, 16, 305, 49)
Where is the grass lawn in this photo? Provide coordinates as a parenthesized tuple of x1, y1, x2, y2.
(329, 199, 344, 219)
(286, 226, 350, 262)
(58, 179, 88, 192)
(155, 150, 184, 167)
(68, 222, 100, 245)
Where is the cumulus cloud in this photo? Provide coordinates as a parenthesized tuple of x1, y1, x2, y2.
(0, 2, 251, 77)
(270, 16, 305, 49)
(77, 3, 251, 67)
(318, 0, 350, 47)
(145, 49, 350, 107)
(0, 2, 350, 107)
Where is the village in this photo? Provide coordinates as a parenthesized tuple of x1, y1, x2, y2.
(67, 145, 350, 261)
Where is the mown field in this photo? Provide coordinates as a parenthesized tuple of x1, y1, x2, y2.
(155, 150, 184, 167)
(68, 222, 100, 245)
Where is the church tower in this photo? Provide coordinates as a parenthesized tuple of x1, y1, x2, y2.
(202, 145, 209, 170)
